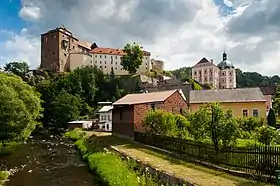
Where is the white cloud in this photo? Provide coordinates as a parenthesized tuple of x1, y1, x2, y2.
(0, 0, 280, 76)
(19, 6, 41, 21)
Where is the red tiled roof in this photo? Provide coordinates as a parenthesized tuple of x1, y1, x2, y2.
(90, 47, 151, 56)
(113, 90, 178, 105)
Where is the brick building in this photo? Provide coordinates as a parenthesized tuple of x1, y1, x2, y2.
(112, 90, 188, 139)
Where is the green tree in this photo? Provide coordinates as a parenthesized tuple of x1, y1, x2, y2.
(0, 73, 42, 148)
(188, 108, 209, 141)
(4, 62, 29, 77)
(50, 91, 82, 128)
(256, 126, 277, 146)
(267, 108, 276, 127)
(121, 42, 143, 74)
(142, 110, 177, 136)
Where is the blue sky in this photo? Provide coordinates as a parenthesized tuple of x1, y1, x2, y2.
(0, 0, 280, 75)
(0, 0, 25, 37)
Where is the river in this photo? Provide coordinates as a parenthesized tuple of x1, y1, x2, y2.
(1, 134, 99, 186)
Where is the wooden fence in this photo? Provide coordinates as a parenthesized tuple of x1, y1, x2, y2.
(134, 132, 280, 178)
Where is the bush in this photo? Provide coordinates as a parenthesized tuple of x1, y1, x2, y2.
(142, 110, 177, 136)
(267, 108, 276, 127)
(0, 171, 9, 185)
(256, 126, 277, 145)
(174, 114, 191, 139)
(236, 117, 263, 136)
(64, 128, 85, 140)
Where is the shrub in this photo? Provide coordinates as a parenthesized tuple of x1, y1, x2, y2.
(174, 114, 191, 139)
(267, 108, 276, 127)
(256, 126, 277, 145)
(64, 128, 85, 140)
(236, 117, 263, 136)
(142, 110, 177, 137)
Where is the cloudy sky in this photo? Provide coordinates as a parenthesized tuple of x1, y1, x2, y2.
(0, 0, 279, 76)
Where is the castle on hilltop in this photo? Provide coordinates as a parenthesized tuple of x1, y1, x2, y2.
(40, 26, 164, 75)
(192, 52, 236, 89)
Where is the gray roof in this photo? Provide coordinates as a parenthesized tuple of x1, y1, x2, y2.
(190, 88, 266, 103)
(97, 106, 113, 113)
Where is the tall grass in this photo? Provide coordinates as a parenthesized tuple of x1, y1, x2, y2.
(64, 129, 156, 186)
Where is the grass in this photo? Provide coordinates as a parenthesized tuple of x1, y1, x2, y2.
(64, 129, 157, 186)
(89, 131, 273, 186)
(0, 171, 10, 186)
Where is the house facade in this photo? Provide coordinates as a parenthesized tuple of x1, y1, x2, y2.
(112, 90, 188, 139)
(192, 52, 236, 89)
(97, 105, 113, 131)
(189, 88, 266, 118)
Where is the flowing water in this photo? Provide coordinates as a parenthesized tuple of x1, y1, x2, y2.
(1, 134, 99, 186)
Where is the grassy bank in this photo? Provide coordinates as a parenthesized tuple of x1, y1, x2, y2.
(0, 171, 10, 186)
(64, 129, 157, 186)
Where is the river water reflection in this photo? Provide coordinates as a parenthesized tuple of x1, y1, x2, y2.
(1, 135, 99, 186)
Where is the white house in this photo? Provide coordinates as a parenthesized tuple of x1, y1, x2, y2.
(67, 120, 92, 129)
(97, 105, 113, 131)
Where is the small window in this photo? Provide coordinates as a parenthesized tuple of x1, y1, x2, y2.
(73, 46, 75, 49)
(253, 109, 259, 117)
(100, 61, 102, 64)
(242, 109, 248, 117)
(100, 55, 102, 58)
(151, 103, 155, 111)
(108, 115, 110, 120)
(180, 108, 183, 114)
(104, 61, 106, 64)
(115, 62, 117, 65)
(120, 111, 122, 120)
(104, 66, 106, 68)
(115, 56, 117, 59)
(105, 55, 106, 58)
(194, 71, 197, 75)
(53, 52, 55, 55)
(115, 67, 117, 70)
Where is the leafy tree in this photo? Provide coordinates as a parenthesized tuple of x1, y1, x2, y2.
(50, 91, 82, 128)
(121, 42, 143, 74)
(4, 62, 29, 77)
(267, 108, 276, 127)
(142, 110, 177, 136)
(0, 73, 42, 147)
(174, 114, 191, 139)
(188, 108, 209, 141)
(169, 67, 192, 80)
(274, 86, 280, 116)
(256, 126, 277, 146)
(190, 103, 239, 150)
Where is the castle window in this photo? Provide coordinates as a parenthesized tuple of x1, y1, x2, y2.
(229, 72, 232, 76)
(204, 69, 207, 74)
(105, 55, 106, 58)
(222, 72, 225, 76)
(100, 61, 102, 64)
(209, 77, 213, 81)
(100, 55, 102, 58)
(204, 77, 207, 81)
(115, 56, 117, 59)
(194, 71, 197, 75)
(105, 61, 106, 64)
(53, 52, 55, 55)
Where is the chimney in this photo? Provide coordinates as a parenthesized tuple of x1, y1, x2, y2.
(210, 59, 213, 63)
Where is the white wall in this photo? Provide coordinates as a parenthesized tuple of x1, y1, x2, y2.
(92, 54, 151, 75)
(99, 111, 112, 131)
(68, 52, 93, 71)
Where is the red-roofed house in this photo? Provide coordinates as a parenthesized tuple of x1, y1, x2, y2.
(112, 90, 188, 139)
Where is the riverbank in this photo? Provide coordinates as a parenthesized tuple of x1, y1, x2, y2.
(65, 129, 159, 186)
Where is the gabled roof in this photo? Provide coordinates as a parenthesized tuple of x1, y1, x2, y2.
(190, 88, 266, 104)
(113, 90, 182, 106)
(197, 57, 210, 64)
(98, 106, 113, 113)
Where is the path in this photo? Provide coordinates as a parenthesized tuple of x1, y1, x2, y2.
(89, 132, 271, 186)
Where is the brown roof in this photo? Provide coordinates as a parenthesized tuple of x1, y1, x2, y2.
(190, 88, 266, 103)
(90, 47, 151, 56)
(113, 90, 179, 105)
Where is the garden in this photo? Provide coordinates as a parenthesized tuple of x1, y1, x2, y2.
(138, 103, 280, 179)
